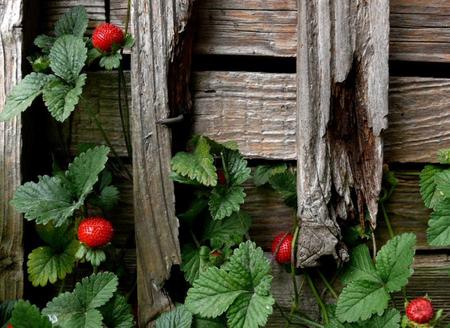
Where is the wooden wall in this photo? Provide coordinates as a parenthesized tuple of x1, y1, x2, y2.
(42, 0, 450, 325)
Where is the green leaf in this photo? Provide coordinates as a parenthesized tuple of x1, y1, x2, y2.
(87, 48, 102, 65)
(436, 170, 450, 198)
(91, 185, 120, 211)
(43, 74, 86, 122)
(253, 164, 287, 187)
(43, 272, 118, 327)
(181, 245, 212, 284)
(193, 316, 226, 328)
(186, 241, 274, 328)
(375, 233, 416, 292)
(438, 149, 450, 164)
(340, 244, 381, 285)
(155, 305, 193, 328)
(100, 294, 134, 328)
(0, 73, 51, 121)
(27, 239, 79, 287)
(49, 35, 87, 83)
(36, 222, 75, 249)
(209, 186, 246, 221)
(362, 309, 400, 328)
(11, 175, 78, 226)
(10, 301, 52, 328)
(203, 211, 251, 248)
(178, 196, 208, 221)
(268, 171, 297, 208)
(222, 150, 251, 186)
(54, 6, 88, 37)
(29, 56, 51, 73)
(99, 53, 122, 70)
(123, 35, 135, 49)
(85, 248, 106, 267)
(66, 146, 110, 200)
(420, 165, 445, 210)
(335, 279, 389, 323)
(0, 301, 16, 327)
(427, 202, 450, 246)
(34, 35, 56, 53)
(172, 136, 217, 187)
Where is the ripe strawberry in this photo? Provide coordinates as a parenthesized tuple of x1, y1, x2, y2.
(271, 232, 293, 264)
(78, 217, 114, 248)
(7, 324, 13, 328)
(406, 297, 434, 324)
(217, 169, 227, 185)
(211, 250, 222, 257)
(92, 23, 124, 52)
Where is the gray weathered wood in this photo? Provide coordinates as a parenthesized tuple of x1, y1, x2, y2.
(296, 0, 389, 267)
(0, 0, 23, 301)
(130, 0, 195, 325)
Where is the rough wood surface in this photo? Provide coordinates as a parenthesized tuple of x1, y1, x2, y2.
(384, 77, 450, 163)
(71, 72, 450, 164)
(0, 0, 24, 301)
(44, 0, 106, 32)
(296, 0, 389, 267)
(390, 0, 450, 62)
(130, 0, 195, 325)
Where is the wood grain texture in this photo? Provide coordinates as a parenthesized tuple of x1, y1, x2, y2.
(296, 0, 389, 267)
(384, 77, 450, 163)
(44, 0, 106, 32)
(0, 0, 24, 301)
(130, 0, 195, 325)
(390, 0, 450, 62)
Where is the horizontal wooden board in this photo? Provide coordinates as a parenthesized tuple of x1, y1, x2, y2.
(110, 0, 449, 61)
(44, 0, 106, 32)
(71, 71, 450, 163)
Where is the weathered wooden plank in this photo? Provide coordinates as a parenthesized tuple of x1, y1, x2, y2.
(384, 77, 450, 163)
(130, 0, 195, 325)
(71, 72, 450, 163)
(390, 0, 450, 62)
(0, 0, 24, 301)
(295, 0, 389, 267)
(44, 0, 106, 32)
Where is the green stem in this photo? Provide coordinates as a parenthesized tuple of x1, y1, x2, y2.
(190, 229, 201, 248)
(381, 202, 395, 239)
(276, 302, 323, 328)
(93, 265, 98, 274)
(317, 270, 338, 299)
(305, 273, 329, 325)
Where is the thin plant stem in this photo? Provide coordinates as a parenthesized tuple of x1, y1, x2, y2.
(381, 202, 395, 239)
(305, 273, 329, 325)
(190, 229, 201, 248)
(317, 270, 338, 299)
(275, 302, 324, 328)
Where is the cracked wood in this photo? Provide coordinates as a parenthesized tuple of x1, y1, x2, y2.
(296, 0, 389, 267)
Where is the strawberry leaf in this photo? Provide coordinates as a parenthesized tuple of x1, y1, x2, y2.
(202, 211, 251, 248)
(268, 171, 297, 208)
(193, 316, 226, 328)
(0, 72, 51, 121)
(209, 186, 246, 221)
(340, 244, 381, 285)
(436, 170, 450, 199)
(253, 164, 287, 187)
(100, 294, 134, 328)
(420, 165, 446, 210)
(181, 245, 212, 284)
(10, 301, 52, 328)
(375, 233, 416, 292)
(27, 240, 79, 287)
(438, 149, 450, 164)
(335, 279, 389, 323)
(54, 6, 88, 37)
(186, 241, 274, 328)
(49, 35, 87, 83)
(172, 136, 217, 187)
(34, 35, 56, 53)
(43, 74, 86, 122)
(11, 175, 78, 226)
(66, 145, 110, 201)
(222, 150, 251, 186)
(427, 202, 450, 246)
(89, 185, 120, 211)
(155, 305, 193, 328)
(363, 309, 400, 328)
(99, 53, 122, 70)
(85, 248, 106, 267)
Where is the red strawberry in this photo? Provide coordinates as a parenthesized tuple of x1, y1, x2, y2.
(92, 23, 124, 52)
(211, 250, 222, 257)
(78, 217, 114, 248)
(217, 169, 227, 185)
(7, 324, 13, 328)
(406, 297, 434, 324)
(271, 232, 293, 264)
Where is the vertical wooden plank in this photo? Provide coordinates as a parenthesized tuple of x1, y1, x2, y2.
(296, 0, 389, 267)
(130, 0, 195, 325)
(0, 0, 23, 300)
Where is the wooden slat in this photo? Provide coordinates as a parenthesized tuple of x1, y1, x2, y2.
(0, 0, 24, 300)
(384, 77, 450, 163)
(71, 72, 450, 163)
(44, 0, 106, 32)
(111, 0, 449, 61)
(390, 0, 450, 62)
